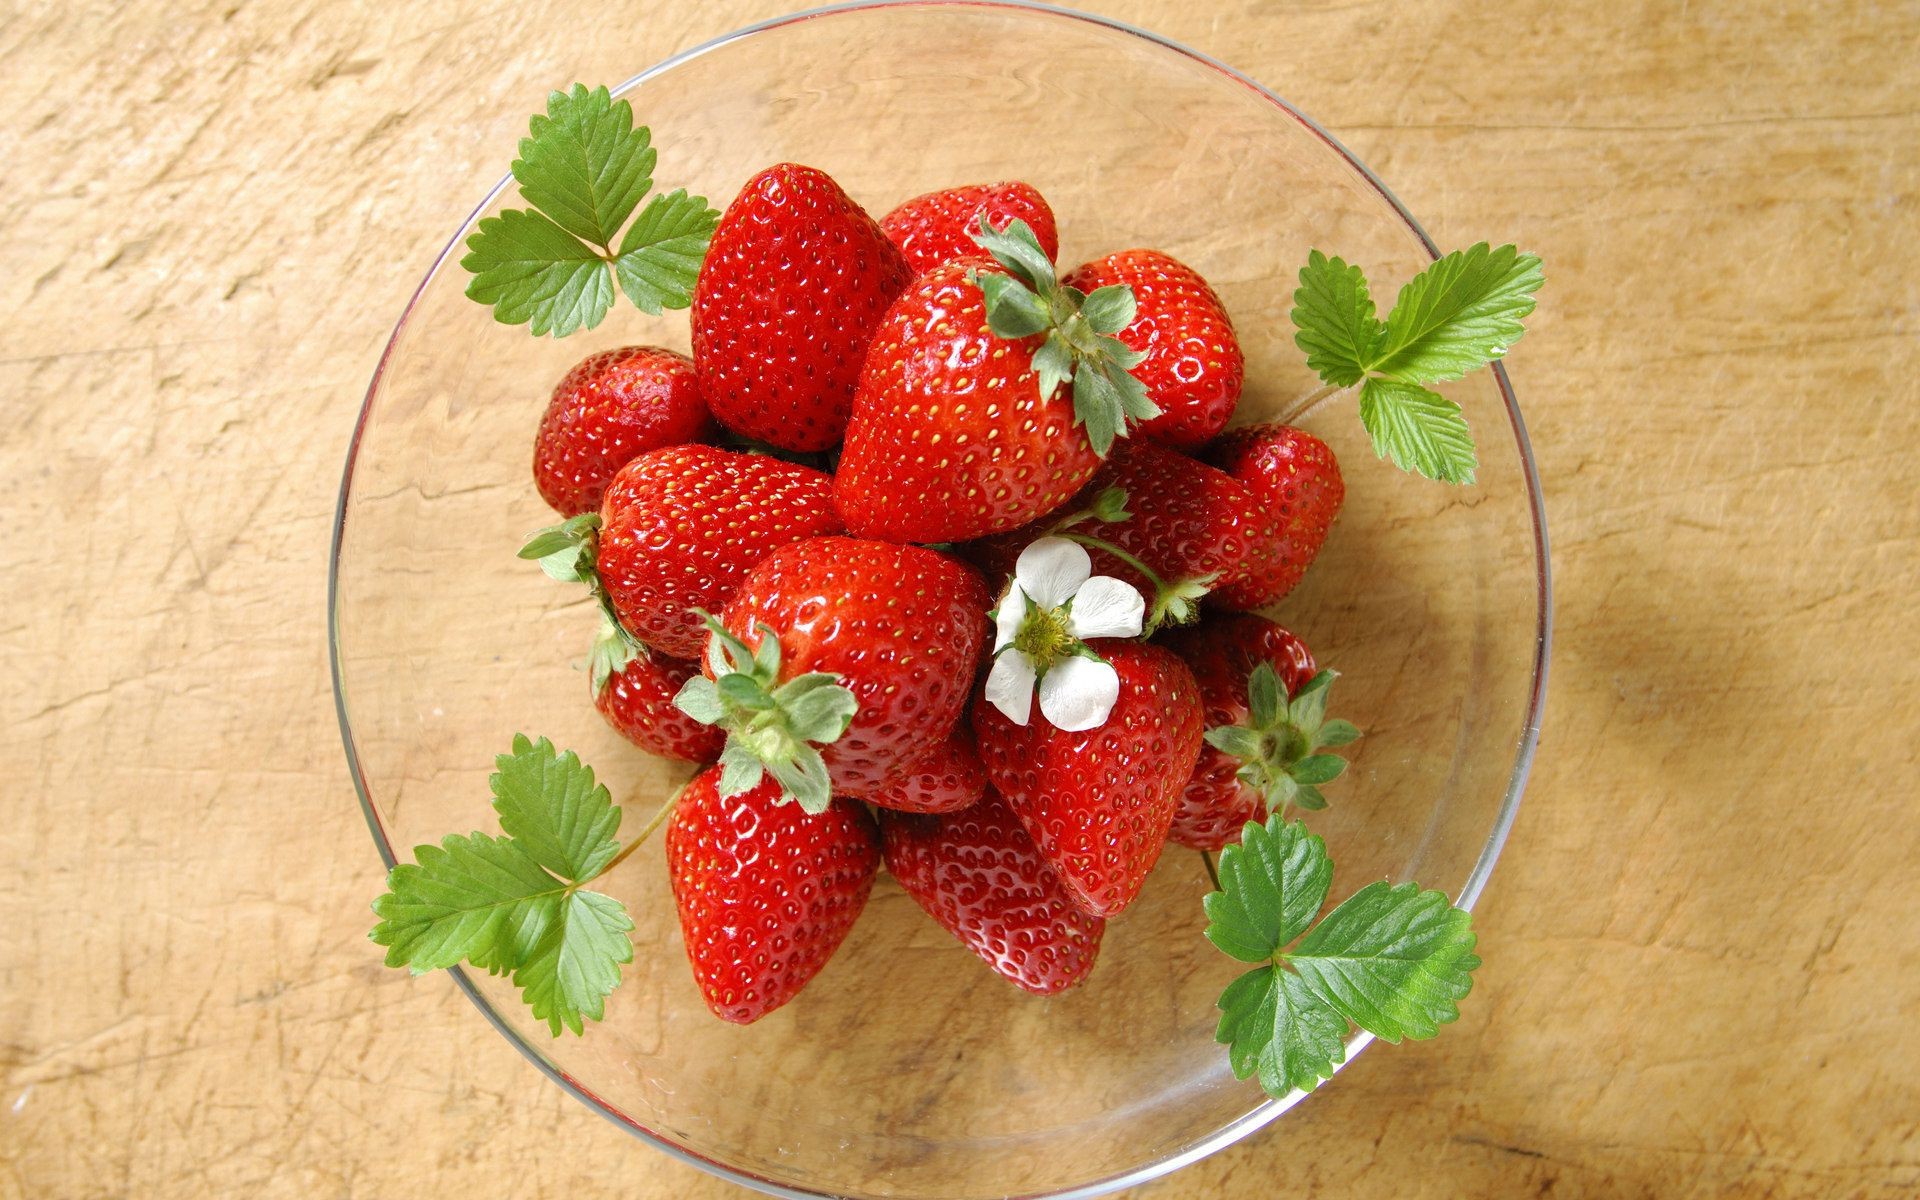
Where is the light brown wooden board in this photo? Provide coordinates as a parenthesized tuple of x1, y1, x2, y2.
(1, 1, 1915, 1197)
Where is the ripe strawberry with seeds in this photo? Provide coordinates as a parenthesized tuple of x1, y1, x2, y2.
(674, 537, 989, 812)
(881, 791, 1104, 995)
(594, 646, 725, 763)
(1060, 249, 1244, 450)
(533, 346, 714, 517)
(1204, 423, 1344, 609)
(835, 218, 1159, 543)
(520, 444, 842, 662)
(667, 767, 881, 1024)
(881, 180, 1059, 275)
(1159, 614, 1355, 850)
(973, 637, 1204, 918)
(857, 725, 986, 815)
(691, 163, 912, 451)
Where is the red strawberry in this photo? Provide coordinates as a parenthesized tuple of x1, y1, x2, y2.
(836, 220, 1160, 544)
(595, 445, 842, 658)
(685, 537, 988, 808)
(666, 768, 880, 1024)
(533, 346, 713, 517)
(691, 163, 912, 451)
(880, 791, 1104, 995)
(594, 647, 725, 763)
(857, 725, 986, 814)
(1060, 250, 1243, 450)
(1158, 614, 1320, 850)
(963, 439, 1280, 625)
(1204, 423, 1344, 609)
(972, 640, 1204, 917)
(880, 181, 1059, 275)
(834, 259, 1098, 542)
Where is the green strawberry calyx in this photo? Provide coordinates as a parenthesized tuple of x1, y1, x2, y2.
(519, 514, 642, 694)
(671, 613, 857, 815)
(967, 217, 1160, 456)
(1203, 666, 1361, 813)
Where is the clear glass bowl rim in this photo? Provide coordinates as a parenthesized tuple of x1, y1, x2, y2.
(326, 2, 1554, 1195)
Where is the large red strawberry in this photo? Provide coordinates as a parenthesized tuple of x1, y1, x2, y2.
(962, 439, 1280, 628)
(666, 767, 880, 1024)
(1204, 423, 1345, 609)
(972, 639, 1204, 917)
(1060, 250, 1243, 450)
(880, 791, 1103, 995)
(1158, 614, 1354, 850)
(592, 445, 842, 658)
(880, 181, 1059, 275)
(857, 725, 986, 814)
(594, 646, 725, 763)
(533, 346, 714, 517)
(674, 537, 989, 812)
(691, 163, 912, 451)
(835, 220, 1159, 544)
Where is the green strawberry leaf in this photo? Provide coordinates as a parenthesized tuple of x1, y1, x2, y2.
(513, 84, 656, 248)
(614, 188, 718, 314)
(1216, 964, 1349, 1095)
(461, 83, 717, 336)
(1370, 243, 1543, 385)
(514, 888, 635, 1036)
(1291, 250, 1381, 389)
(462, 209, 614, 337)
(1358, 377, 1478, 486)
(1204, 818, 1332, 962)
(369, 736, 644, 1037)
(1206, 816, 1480, 1098)
(489, 734, 622, 882)
(370, 832, 566, 974)
(1287, 242, 1541, 484)
(1288, 881, 1481, 1042)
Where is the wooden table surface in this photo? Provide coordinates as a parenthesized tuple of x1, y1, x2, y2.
(3, 1, 1916, 1196)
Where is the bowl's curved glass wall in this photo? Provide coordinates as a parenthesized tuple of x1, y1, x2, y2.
(332, 5, 1547, 1197)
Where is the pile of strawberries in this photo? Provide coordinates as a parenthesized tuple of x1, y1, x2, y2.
(527, 166, 1345, 1024)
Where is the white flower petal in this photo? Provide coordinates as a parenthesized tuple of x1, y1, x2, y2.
(1015, 537, 1090, 609)
(984, 651, 1038, 726)
(1038, 655, 1120, 732)
(1066, 575, 1145, 641)
(992, 584, 1030, 652)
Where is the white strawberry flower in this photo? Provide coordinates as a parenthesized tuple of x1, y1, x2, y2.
(984, 536, 1146, 731)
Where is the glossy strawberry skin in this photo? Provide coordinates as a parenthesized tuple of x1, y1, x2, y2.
(594, 648, 725, 763)
(857, 725, 986, 814)
(532, 347, 714, 517)
(1204, 424, 1344, 609)
(597, 445, 842, 659)
(972, 640, 1204, 917)
(1157, 615, 1316, 850)
(691, 164, 913, 451)
(880, 791, 1104, 995)
(719, 537, 989, 796)
(964, 439, 1279, 608)
(835, 259, 1104, 543)
(880, 181, 1060, 275)
(666, 768, 880, 1025)
(1060, 250, 1243, 450)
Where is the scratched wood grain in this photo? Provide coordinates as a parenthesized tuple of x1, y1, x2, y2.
(0, 1, 1916, 1197)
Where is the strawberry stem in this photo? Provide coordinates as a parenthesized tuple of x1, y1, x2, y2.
(1054, 531, 1212, 635)
(598, 789, 680, 877)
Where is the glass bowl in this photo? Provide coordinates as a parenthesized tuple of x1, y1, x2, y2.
(328, 2, 1550, 1196)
